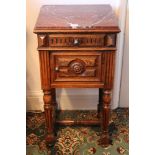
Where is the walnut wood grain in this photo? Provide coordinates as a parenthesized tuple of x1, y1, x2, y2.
(56, 120, 100, 126)
(38, 34, 47, 47)
(34, 29, 120, 33)
(38, 47, 117, 51)
(98, 88, 103, 118)
(98, 90, 112, 147)
(102, 51, 116, 89)
(51, 82, 104, 88)
(50, 51, 102, 82)
(105, 34, 116, 47)
(34, 4, 120, 148)
(39, 51, 51, 90)
(37, 33, 117, 49)
(43, 90, 56, 145)
(48, 34, 114, 47)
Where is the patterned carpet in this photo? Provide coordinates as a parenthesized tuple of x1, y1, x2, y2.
(26, 108, 129, 155)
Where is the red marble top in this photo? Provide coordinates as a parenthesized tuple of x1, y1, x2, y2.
(34, 5, 120, 32)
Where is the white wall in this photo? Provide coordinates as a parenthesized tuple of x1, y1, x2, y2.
(119, 2, 129, 107)
(26, 0, 127, 111)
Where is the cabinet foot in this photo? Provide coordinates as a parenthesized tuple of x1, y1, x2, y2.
(45, 134, 56, 146)
(98, 132, 111, 147)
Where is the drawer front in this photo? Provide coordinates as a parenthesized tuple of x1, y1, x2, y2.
(48, 34, 116, 48)
(51, 52, 102, 82)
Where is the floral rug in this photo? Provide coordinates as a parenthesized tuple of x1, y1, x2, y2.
(26, 108, 129, 155)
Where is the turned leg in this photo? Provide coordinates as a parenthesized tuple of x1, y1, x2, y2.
(52, 88, 57, 110)
(51, 88, 57, 135)
(98, 89, 112, 147)
(97, 88, 103, 118)
(43, 89, 56, 145)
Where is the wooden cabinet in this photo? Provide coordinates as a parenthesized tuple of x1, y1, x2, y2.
(34, 5, 120, 148)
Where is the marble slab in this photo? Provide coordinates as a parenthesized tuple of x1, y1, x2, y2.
(34, 5, 119, 31)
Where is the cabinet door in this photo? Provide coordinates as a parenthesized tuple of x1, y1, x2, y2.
(50, 51, 102, 82)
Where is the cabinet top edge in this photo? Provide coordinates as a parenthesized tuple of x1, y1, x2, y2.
(33, 28, 120, 34)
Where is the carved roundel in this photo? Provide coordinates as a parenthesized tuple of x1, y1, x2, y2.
(69, 59, 86, 74)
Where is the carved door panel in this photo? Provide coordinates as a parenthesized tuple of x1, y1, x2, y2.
(50, 52, 102, 82)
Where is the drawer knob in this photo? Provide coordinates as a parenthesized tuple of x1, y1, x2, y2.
(55, 67, 59, 72)
(73, 39, 79, 46)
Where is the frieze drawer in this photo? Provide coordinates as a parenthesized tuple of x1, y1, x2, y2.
(47, 34, 116, 48)
(37, 34, 116, 48)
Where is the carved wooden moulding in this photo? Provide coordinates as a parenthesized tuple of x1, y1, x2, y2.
(68, 59, 86, 74)
(50, 52, 102, 82)
(37, 33, 116, 47)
